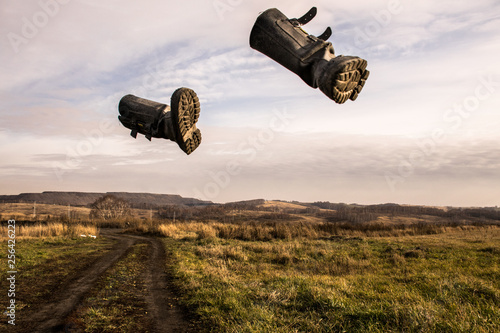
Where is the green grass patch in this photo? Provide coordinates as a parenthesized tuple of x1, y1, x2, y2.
(0, 236, 113, 330)
(165, 228, 500, 333)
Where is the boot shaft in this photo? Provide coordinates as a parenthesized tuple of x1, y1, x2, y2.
(118, 94, 170, 140)
(250, 8, 333, 87)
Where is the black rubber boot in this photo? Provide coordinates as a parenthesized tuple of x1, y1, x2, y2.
(250, 7, 369, 104)
(118, 88, 201, 155)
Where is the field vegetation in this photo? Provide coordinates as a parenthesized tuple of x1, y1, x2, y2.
(0, 236, 113, 332)
(159, 223, 500, 333)
(1, 222, 98, 238)
(1, 199, 499, 332)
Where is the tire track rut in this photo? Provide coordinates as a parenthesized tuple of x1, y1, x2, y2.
(29, 229, 193, 333)
(118, 232, 195, 333)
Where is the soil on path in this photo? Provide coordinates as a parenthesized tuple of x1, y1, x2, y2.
(24, 229, 194, 333)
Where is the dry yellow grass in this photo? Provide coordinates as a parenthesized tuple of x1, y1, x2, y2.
(139, 218, 480, 242)
(157, 222, 217, 240)
(0, 223, 99, 239)
(374, 215, 444, 225)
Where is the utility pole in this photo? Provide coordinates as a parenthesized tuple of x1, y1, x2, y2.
(173, 211, 176, 223)
(33, 201, 36, 221)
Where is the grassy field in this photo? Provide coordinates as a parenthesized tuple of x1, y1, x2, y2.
(0, 222, 99, 238)
(1, 207, 499, 332)
(0, 235, 114, 331)
(162, 224, 500, 333)
(0, 202, 92, 221)
(0, 202, 155, 222)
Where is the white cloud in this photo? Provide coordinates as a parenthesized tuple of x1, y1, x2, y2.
(1, 0, 500, 205)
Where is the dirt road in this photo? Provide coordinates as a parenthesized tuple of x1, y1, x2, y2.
(27, 229, 194, 333)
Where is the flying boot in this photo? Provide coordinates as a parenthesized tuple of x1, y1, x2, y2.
(118, 87, 201, 155)
(250, 7, 369, 104)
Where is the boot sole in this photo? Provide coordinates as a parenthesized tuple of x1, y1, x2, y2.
(170, 88, 202, 155)
(329, 57, 369, 104)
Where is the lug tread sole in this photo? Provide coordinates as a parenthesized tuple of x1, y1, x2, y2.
(171, 88, 202, 155)
(331, 58, 370, 104)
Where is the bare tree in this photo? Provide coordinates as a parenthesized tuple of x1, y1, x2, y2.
(90, 195, 131, 220)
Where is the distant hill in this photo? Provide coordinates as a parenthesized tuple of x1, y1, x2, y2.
(260, 200, 309, 210)
(224, 199, 266, 207)
(0, 191, 212, 208)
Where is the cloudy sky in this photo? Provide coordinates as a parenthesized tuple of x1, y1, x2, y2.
(1, 0, 499, 206)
